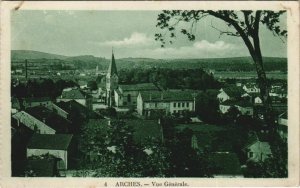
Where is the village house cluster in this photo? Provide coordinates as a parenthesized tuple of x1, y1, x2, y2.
(11, 52, 288, 177)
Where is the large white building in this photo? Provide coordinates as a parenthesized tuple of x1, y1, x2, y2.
(137, 90, 197, 116)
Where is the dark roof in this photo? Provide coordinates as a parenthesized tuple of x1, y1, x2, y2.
(107, 52, 118, 76)
(125, 119, 162, 144)
(55, 100, 102, 119)
(60, 88, 87, 99)
(27, 134, 73, 150)
(210, 152, 242, 175)
(222, 86, 244, 98)
(119, 83, 160, 92)
(244, 132, 269, 149)
(26, 159, 56, 177)
(140, 90, 197, 102)
(25, 106, 71, 133)
(220, 99, 252, 107)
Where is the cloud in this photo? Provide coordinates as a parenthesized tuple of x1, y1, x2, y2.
(98, 32, 155, 47)
(130, 40, 246, 59)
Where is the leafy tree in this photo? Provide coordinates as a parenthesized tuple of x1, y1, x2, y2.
(87, 80, 98, 90)
(155, 10, 287, 128)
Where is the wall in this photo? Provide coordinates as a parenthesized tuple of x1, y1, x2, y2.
(27, 149, 68, 169)
(169, 101, 194, 114)
(219, 104, 231, 114)
(217, 91, 230, 102)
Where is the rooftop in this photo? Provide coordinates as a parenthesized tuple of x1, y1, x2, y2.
(60, 88, 89, 99)
(27, 134, 73, 150)
(222, 86, 245, 98)
(140, 90, 198, 102)
(119, 83, 160, 92)
(55, 100, 101, 120)
(25, 106, 71, 133)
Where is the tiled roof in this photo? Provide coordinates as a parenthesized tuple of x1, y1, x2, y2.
(140, 90, 198, 102)
(119, 83, 160, 92)
(60, 89, 87, 99)
(210, 152, 242, 175)
(55, 100, 102, 119)
(25, 106, 71, 133)
(220, 99, 252, 107)
(27, 134, 73, 150)
(222, 86, 244, 98)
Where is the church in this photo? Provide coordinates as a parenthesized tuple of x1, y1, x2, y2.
(104, 51, 161, 109)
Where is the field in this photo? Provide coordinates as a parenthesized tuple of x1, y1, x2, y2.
(214, 71, 287, 80)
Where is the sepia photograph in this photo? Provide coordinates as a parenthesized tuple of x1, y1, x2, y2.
(0, 1, 299, 187)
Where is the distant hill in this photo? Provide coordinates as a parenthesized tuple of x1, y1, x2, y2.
(12, 50, 68, 60)
(11, 50, 287, 72)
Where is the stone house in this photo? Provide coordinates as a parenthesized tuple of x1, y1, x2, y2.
(244, 133, 272, 162)
(114, 83, 160, 108)
(137, 90, 196, 116)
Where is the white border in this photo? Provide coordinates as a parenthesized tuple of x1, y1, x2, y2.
(0, 1, 299, 187)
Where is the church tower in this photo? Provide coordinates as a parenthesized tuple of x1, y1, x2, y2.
(106, 50, 118, 107)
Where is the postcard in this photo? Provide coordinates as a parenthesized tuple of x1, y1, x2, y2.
(0, 1, 299, 187)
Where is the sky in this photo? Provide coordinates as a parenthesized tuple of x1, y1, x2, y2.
(11, 10, 287, 59)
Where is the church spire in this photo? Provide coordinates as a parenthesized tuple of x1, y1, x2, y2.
(108, 48, 117, 76)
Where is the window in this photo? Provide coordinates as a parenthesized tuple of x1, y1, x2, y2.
(178, 103, 181, 107)
(249, 152, 254, 158)
(182, 103, 185, 107)
(187, 102, 189, 107)
(173, 103, 176, 108)
(127, 94, 131, 102)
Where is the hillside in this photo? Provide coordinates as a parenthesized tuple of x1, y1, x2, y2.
(11, 50, 287, 72)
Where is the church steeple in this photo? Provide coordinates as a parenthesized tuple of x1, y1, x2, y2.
(107, 48, 118, 76)
(106, 49, 119, 107)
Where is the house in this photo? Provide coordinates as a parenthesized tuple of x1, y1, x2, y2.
(219, 100, 253, 116)
(22, 97, 52, 109)
(57, 88, 92, 109)
(242, 83, 260, 94)
(12, 111, 56, 134)
(219, 100, 235, 114)
(254, 96, 263, 104)
(210, 152, 243, 178)
(244, 132, 272, 162)
(114, 83, 160, 108)
(137, 90, 197, 117)
(27, 134, 74, 170)
(54, 100, 102, 121)
(217, 86, 245, 102)
(25, 106, 72, 134)
(235, 100, 254, 116)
